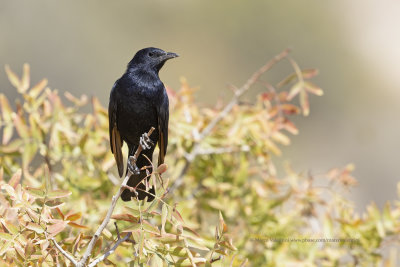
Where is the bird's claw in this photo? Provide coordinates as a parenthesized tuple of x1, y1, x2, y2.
(140, 133, 154, 150)
(128, 156, 140, 175)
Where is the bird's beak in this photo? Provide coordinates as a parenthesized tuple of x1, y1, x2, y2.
(161, 52, 179, 61)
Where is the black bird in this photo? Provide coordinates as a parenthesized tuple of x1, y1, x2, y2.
(108, 47, 178, 201)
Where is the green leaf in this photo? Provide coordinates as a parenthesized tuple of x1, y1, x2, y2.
(12, 113, 29, 139)
(161, 203, 168, 235)
(0, 240, 13, 256)
(47, 190, 71, 199)
(0, 232, 13, 241)
(25, 222, 44, 234)
(26, 187, 46, 198)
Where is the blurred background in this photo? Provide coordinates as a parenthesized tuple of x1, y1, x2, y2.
(1, 0, 399, 211)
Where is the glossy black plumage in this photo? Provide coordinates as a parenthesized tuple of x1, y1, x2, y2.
(108, 47, 177, 201)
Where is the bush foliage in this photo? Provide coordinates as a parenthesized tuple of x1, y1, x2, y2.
(1, 51, 399, 266)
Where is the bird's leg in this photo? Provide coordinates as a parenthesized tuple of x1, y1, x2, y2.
(128, 155, 141, 175)
(139, 132, 154, 150)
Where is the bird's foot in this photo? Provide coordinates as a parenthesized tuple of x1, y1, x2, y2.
(139, 133, 154, 150)
(128, 156, 141, 175)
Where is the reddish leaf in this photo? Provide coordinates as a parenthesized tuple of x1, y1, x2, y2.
(68, 222, 88, 229)
(280, 104, 300, 115)
(65, 212, 82, 222)
(157, 163, 168, 174)
(8, 169, 22, 189)
(111, 213, 139, 223)
(48, 221, 68, 236)
(25, 222, 44, 234)
(55, 208, 65, 220)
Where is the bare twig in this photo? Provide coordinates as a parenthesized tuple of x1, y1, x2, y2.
(49, 236, 78, 265)
(87, 232, 132, 267)
(75, 127, 155, 267)
(170, 48, 291, 192)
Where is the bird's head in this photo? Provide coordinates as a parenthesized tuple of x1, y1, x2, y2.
(127, 47, 178, 73)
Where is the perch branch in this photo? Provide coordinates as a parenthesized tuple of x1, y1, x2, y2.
(76, 127, 155, 267)
(170, 48, 291, 192)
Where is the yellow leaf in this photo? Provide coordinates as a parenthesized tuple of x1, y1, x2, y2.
(47, 190, 71, 199)
(287, 82, 303, 101)
(2, 125, 13, 145)
(12, 113, 29, 139)
(8, 169, 22, 188)
(0, 94, 13, 122)
(29, 78, 48, 99)
(20, 63, 30, 93)
(299, 90, 309, 116)
(4, 65, 20, 89)
(161, 203, 168, 235)
(304, 81, 323, 96)
(26, 222, 44, 234)
(0, 233, 13, 241)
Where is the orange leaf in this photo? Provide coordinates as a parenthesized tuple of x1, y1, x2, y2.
(65, 212, 82, 222)
(280, 104, 300, 115)
(111, 213, 139, 223)
(157, 163, 168, 174)
(56, 208, 65, 220)
(68, 222, 88, 229)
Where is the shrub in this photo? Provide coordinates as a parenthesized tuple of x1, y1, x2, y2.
(0, 50, 399, 266)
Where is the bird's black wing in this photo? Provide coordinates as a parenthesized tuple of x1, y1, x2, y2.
(109, 82, 124, 177)
(157, 91, 169, 166)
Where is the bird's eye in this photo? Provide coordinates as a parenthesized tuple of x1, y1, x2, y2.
(148, 52, 155, 57)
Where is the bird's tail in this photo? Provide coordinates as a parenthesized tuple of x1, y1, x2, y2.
(121, 151, 155, 202)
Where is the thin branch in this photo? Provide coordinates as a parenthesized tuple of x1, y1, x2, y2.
(87, 232, 132, 267)
(76, 127, 155, 267)
(49, 236, 78, 265)
(170, 48, 291, 192)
